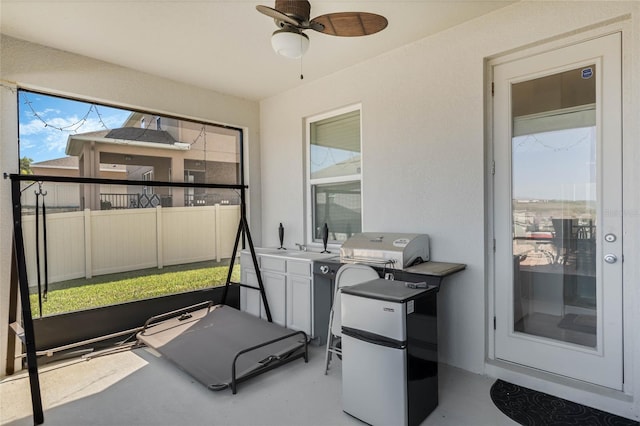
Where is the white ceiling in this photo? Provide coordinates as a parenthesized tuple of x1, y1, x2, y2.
(1, 1, 515, 101)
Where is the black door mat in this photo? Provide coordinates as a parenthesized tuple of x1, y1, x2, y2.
(490, 379, 638, 426)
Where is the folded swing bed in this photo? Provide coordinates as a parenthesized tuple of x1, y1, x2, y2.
(137, 302, 308, 394)
(136, 214, 309, 394)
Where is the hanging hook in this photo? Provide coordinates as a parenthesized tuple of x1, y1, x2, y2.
(34, 181, 47, 197)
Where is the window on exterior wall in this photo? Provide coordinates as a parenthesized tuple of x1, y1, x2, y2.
(142, 169, 154, 194)
(307, 106, 362, 244)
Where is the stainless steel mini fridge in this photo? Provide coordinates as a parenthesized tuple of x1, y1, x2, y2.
(341, 278, 438, 426)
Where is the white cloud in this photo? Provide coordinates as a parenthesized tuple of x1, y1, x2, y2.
(38, 108, 61, 118)
(19, 97, 132, 163)
(20, 115, 113, 161)
(19, 117, 55, 136)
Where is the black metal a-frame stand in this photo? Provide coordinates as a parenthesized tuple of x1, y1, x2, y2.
(221, 202, 272, 322)
(5, 172, 268, 425)
(8, 176, 44, 424)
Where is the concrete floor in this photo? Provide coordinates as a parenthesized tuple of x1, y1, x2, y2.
(1, 345, 517, 426)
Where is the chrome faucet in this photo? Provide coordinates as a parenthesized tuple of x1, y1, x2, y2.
(295, 243, 307, 252)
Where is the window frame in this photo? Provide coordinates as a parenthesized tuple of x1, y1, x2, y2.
(305, 104, 363, 247)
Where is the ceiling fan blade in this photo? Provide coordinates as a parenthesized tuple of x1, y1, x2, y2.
(311, 12, 388, 37)
(256, 5, 301, 28)
(305, 21, 325, 32)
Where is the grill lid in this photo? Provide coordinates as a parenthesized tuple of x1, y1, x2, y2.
(339, 232, 429, 269)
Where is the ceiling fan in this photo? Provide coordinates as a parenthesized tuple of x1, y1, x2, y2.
(256, 0, 388, 59)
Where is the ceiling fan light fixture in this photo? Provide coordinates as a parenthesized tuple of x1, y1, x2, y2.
(271, 28, 309, 59)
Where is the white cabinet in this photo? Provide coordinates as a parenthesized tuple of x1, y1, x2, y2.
(286, 274, 312, 334)
(260, 271, 287, 327)
(239, 265, 261, 318)
(240, 251, 315, 338)
(254, 254, 287, 327)
(286, 259, 312, 335)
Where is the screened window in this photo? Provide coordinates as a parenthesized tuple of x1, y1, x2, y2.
(16, 89, 243, 317)
(307, 107, 362, 243)
(18, 90, 242, 210)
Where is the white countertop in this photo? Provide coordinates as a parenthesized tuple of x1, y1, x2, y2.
(241, 247, 337, 262)
(241, 248, 466, 276)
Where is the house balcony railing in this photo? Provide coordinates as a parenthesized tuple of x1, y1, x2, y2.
(100, 192, 239, 209)
(184, 193, 240, 206)
(100, 193, 172, 210)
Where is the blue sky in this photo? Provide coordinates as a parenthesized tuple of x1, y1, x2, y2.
(18, 91, 131, 164)
(512, 126, 596, 201)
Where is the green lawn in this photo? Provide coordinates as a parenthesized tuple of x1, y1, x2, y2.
(30, 262, 240, 317)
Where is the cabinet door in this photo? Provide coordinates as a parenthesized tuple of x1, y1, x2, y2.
(261, 271, 287, 327)
(240, 268, 261, 318)
(286, 275, 312, 336)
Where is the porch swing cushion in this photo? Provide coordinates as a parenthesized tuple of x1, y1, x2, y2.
(137, 304, 308, 392)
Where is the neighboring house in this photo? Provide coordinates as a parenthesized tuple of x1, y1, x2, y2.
(26, 156, 126, 211)
(60, 112, 241, 210)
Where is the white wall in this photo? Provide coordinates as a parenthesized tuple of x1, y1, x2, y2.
(0, 35, 261, 373)
(259, 1, 639, 419)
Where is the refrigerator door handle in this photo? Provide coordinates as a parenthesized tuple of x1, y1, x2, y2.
(342, 326, 406, 349)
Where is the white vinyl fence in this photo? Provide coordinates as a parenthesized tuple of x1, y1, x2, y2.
(21, 205, 240, 288)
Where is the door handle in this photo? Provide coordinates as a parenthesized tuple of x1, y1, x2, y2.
(604, 254, 617, 264)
